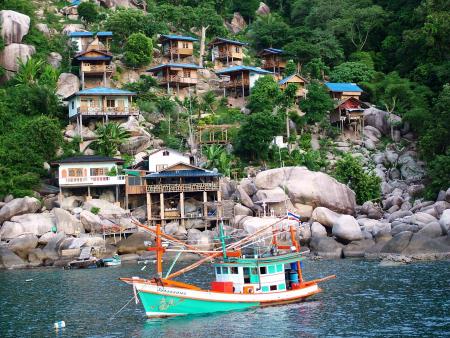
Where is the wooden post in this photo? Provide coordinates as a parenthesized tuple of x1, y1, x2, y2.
(203, 191, 208, 219)
(180, 192, 185, 226)
(146, 192, 152, 224)
(79, 114, 83, 140)
(115, 185, 119, 203)
(217, 189, 222, 218)
(241, 71, 244, 98)
(160, 192, 165, 220)
(87, 185, 91, 198)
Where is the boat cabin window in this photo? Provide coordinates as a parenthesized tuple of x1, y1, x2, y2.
(268, 265, 276, 274)
(262, 286, 269, 292)
(243, 267, 250, 283)
(251, 268, 257, 275)
(277, 264, 284, 272)
(230, 267, 239, 274)
(259, 266, 267, 275)
(222, 267, 229, 274)
(270, 285, 277, 291)
(278, 283, 286, 291)
(216, 267, 221, 274)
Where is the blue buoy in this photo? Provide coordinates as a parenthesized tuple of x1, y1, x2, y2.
(54, 321, 65, 329)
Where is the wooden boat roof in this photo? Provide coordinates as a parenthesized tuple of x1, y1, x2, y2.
(215, 252, 305, 267)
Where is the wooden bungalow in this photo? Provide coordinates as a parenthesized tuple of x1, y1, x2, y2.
(278, 74, 309, 100)
(64, 87, 139, 137)
(259, 48, 286, 74)
(68, 31, 113, 53)
(208, 37, 247, 68)
(147, 63, 202, 94)
(325, 82, 363, 100)
(215, 65, 273, 98)
(159, 34, 198, 62)
(331, 97, 369, 135)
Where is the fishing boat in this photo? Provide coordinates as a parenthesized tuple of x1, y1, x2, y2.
(100, 255, 122, 267)
(120, 216, 335, 318)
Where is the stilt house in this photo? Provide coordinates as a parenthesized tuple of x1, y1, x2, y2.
(278, 74, 309, 100)
(159, 34, 198, 62)
(259, 48, 286, 74)
(147, 63, 202, 95)
(208, 38, 247, 69)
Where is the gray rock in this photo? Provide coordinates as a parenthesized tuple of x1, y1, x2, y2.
(256, 2, 271, 15)
(439, 209, 450, 234)
(311, 207, 340, 228)
(239, 178, 257, 196)
(309, 237, 343, 258)
(47, 52, 62, 68)
(361, 201, 383, 219)
(0, 10, 30, 44)
(254, 167, 356, 214)
(234, 203, 253, 216)
(53, 208, 84, 235)
(60, 195, 84, 211)
(0, 197, 41, 223)
(311, 222, 327, 238)
(387, 205, 400, 214)
(38, 231, 57, 245)
(383, 195, 403, 210)
(56, 73, 80, 99)
(384, 150, 398, 165)
(402, 233, 450, 255)
(79, 210, 102, 233)
(8, 233, 38, 259)
(237, 186, 254, 209)
(381, 231, 413, 254)
(436, 190, 446, 202)
(332, 215, 363, 242)
(187, 229, 213, 251)
(0, 247, 27, 269)
(119, 136, 152, 154)
(0, 213, 55, 239)
(43, 231, 66, 259)
(388, 210, 412, 223)
(391, 223, 418, 236)
(363, 107, 401, 136)
(343, 239, 376, 258)
(417, 222, 443, 238)
(298, 223, 311, 242)
(164, 221, 179, 236)
(363, 138, 376, 150)
(255, 187, 287, 203)
(407, 184, 425, 197)
(411, 212, 437, 226)
(398, 153, 425, 181)
(446, 188, 450, 203)
(27, 248, 47, 267)
(82, 199, 127, 218)
(117, 232, 153, 254)
(36, 23, 50, 37)
(131, 205, 146, 223)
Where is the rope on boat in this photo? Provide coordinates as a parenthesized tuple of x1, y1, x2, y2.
(109, 295, 136, 321)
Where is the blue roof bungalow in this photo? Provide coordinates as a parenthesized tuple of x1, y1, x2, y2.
(258, 48, 286, 74)
(208, 37, 248, 68)
(147, 63, 202, 95)
(215, 65, 273, 98)
(64, 87, 139, 137)
(68, 31, 113, 53)
(159, 34, 198, 62)
(325, 82, 363, 101)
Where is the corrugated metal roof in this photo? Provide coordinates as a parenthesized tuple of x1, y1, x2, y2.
(215, 65, 273, 75)
(145, 169, 220, 178)
(160, 34, 198, 42)
(53, 155, 124, 165)
(71, 0, 81, 6)
(325, 82, 363, 92)
(67, 87, 136, 99)
(97, 31, 113, 37)
(278, 74, 295, 85)
(147, 63, 202, 72)
(263, 48, 283, 54)
(69, 31, 93, 37)
(209, 37, 248, 46)
(75, 56, 112, 61)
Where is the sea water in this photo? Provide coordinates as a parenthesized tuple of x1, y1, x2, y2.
(0, 259, 449, 337)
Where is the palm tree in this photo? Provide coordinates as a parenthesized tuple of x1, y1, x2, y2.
(200, 90, 217, 118)
(205, 144, 224, 170)
(14, 58, 44, 86)
(91, 123, 130, 157)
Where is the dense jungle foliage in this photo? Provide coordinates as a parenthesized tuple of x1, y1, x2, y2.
(0, 0, 448, 200)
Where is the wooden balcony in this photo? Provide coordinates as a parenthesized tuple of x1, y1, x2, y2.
(59, 175, 126, 187)
(262, 59, 286, 69)
(164, 47, 193, 57)
(126, 185, 147, 195)
(81, 64, 113, 73)
(221, 78, 250, 88)
(77, 106, 140, 116)
(146, 182, 219, 193)
(159, 75, 198, 86)
(217, 51, 243, 60)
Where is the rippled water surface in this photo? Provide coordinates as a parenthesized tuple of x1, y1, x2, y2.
(0, 259, 449, 337)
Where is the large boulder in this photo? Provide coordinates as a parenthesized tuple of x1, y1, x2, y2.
(240, 216, 297, 236)
(256, 2, 271, 15)
(0, 10, 30, 44)
(402, 233, 450, 255)
(0, 247, 27, 269)
(0, 197, 41, 223)
(398, 153, 425, 181)
(187, 229, 214, 251)
(417, 222, 443, 238)
(309, 237, 343, 258)
(363, 107, 401, 136)
(42, 231, 66, 259)
(8, 233, 38, 259)
(311, 222, 327, 238)
(56, 73, 80, 99)
(332, 215, 363, 242)
(119, 136, 151, 154)
(0, 43, 35, 80)
(62, 24, 85, 35)
(234, 203, 253, 216)
(82, 199, 127, 218)
(227, 12, 247, 34)
(0, 213, 55, 240)
(239, 178, 257, 197)
(381, 231, 413, 254)
(254, 167, 356, 214)
(237, 186, 254, 209)
(47, 52, 62, 68)
(79, 210, 103, 233)
(53, 208, 84, 235)
(439, 209, 450, 234)
(310, 207, 340, 228)
(255, 187, 287, 202)
(38, 231, 58, 245)
(343, 239, 375, 258)
(117, 232, 153, 254)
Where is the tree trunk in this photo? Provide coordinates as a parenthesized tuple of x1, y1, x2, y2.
(199, 26, 209, 67)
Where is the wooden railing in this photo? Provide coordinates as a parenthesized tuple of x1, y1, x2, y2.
(218, 51, 242, 59)
(77, 106, 140, 116)
(263, 60, 286, 69)
(160, 75, 198, 84)
(221, 78, 250, 88)
(165, 47, 193, 56)
(146, 182, 219, 193)
(81, 64, 113, 73)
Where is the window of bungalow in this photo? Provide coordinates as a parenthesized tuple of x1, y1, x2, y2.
(68, 168, 83, 177)
(106, 99, 116, 108)
(182, 42, 189, 49)
(90, 167, 109, 176)
(235, 47, 240, 53)
(162, 151, 170, 156)
(183, 70, 191, 78)
(71, 101, 75, 110)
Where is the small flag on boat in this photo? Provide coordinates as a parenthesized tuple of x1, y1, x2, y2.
(287, 211, 301, 221)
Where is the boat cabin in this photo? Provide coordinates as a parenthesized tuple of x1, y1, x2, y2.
(147, 63, 202, 95)
(259, 48, 286, 74)
(51, 155, 126, 205)
(65, 87, 139, 137)
(325, 82, 363, 100)
(73, 38, 113, 89)
(278, 74, 308, 100)
(159, 34, 197, 62)
(69, 31, 112, 53)
(208, 38, 247, 69)
(213, 252, 304, 294)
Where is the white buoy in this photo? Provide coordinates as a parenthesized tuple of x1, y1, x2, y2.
(54, 321, 66, 329)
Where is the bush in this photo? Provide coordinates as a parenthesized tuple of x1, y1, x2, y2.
(78, 2, 99, 23)
(299, 81, 334, 124)
(424, 155, 450, 200)
(334, 154, 381, 204)
(124, 33, 153, 68)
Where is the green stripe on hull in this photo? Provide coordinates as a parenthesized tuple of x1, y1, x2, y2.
(139, 292, 259, 316)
